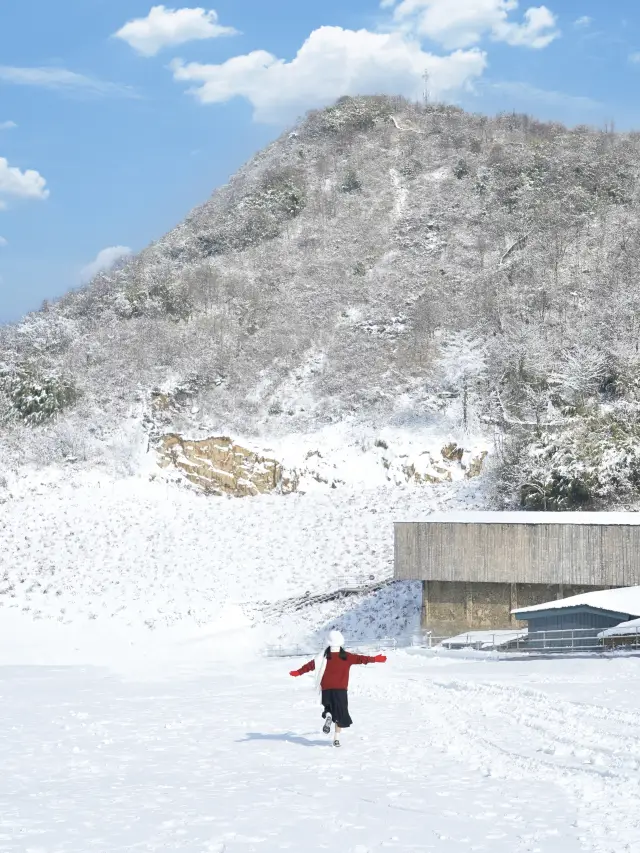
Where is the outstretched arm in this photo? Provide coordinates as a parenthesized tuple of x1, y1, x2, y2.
(290, 659, 316, 677)
(348, 653, 387, 665)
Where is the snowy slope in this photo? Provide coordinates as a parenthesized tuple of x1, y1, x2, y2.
(0, 469, 486, 647)
(3, 646, 640, 852)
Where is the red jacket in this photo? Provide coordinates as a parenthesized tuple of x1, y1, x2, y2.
(294, 652, 377, 690)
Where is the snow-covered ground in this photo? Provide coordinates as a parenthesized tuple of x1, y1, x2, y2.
(3, 457, 640, 851)
(0, 469, 485, 647)
(2, 636, 640, 853)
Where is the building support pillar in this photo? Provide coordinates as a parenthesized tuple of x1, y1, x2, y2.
(465, 582, 473, 626)
(510, 583, 517, 626)
(421, 580, 429, 630)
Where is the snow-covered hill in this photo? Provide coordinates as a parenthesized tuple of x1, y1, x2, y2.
(6, 95, 640, 649)
(4, 96, 640, 509)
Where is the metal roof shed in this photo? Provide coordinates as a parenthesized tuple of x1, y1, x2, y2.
(512, 586, 640, 650)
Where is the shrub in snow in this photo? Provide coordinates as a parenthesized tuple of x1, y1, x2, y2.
(120, 270, 194, 321)
(233, 214, 283, 250)
(474, 166, 491, 196)
(1, 365, 77, 426)
(453, 158, 470, 179)
(316, 95, 398, 134)
(244, 169, 306, 220)
(195, 232, 230, 258)
(340, 170, 362, 193)
(521, 472, 593, 511)
(191, 169, 305, 260)
(499, 410, 640, 509)
(399, 158, 423, 179)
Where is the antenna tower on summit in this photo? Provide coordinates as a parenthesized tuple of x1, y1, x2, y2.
(422, 70, 430, 106)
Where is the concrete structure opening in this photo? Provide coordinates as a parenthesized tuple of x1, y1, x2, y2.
(394, 511, 640, 636)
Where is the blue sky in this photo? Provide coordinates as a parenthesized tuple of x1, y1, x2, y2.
(0, 0, 639, 323)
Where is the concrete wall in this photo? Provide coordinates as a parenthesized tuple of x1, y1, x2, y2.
(420, 580, 609, 636)
(396, 522, 640, 586)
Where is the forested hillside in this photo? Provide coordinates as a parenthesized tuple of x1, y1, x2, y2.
(2, 95, 640, 509)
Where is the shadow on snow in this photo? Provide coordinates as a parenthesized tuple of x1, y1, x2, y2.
(237, 732, 330, 747)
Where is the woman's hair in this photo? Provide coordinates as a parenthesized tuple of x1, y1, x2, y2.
(324, 646, 348, 660)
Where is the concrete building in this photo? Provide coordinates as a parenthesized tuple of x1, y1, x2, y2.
(513, 587, 640, 650)
(394, 511, 640, 636)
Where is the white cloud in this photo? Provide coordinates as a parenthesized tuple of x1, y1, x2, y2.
(0, 236, 7, 247)
(0, 66, 137, 98)
(115, 5, 238, 57)
(0, 120, 17, 131)
(630, 52, 640, 64)
(81, 246, 132, 282)
(0, 157, 49, 206)
(386, 0, 559, 50)
(171, 25, 487, 122)
(574, 15, 592, 27)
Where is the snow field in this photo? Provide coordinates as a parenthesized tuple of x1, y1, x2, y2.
(3, 650, 640, 852)
(0, 472, 483, 643)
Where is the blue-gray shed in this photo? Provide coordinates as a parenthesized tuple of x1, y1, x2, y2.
(513, 587, 640, 650)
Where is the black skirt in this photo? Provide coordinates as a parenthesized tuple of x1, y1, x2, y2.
(321, 689, 353, 728)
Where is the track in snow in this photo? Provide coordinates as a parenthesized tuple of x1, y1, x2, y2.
(360, 652, 640, 853)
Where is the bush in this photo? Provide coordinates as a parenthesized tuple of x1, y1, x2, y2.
(453, 158, 470, 179)
(196, 233, 229, 258)
(499, 410, 640, 509)
(319, 96, 395, 134)
(245, 170, 306, 220)
(340, 169, 362, 193)
(520, 473, 593, 510)
(122, 278, 193, 321)
(399, 159, 423, 179)
(2, 366, 77, 426)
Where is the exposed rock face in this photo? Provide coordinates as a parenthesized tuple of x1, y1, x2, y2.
(401, 446, 487, 485)
(158, 435, 297, 496)
(465, 450, 488, 479)
(402, 462, 451, 484)
(157, 433, 487, 496)
(441, 443, 464, 463)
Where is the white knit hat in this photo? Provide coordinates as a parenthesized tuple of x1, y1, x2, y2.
(328, 630, 345, 649)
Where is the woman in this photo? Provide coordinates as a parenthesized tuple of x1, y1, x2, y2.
(289, 630, 387, 747)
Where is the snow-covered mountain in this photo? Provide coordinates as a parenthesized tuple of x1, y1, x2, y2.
(3, 95, 640, 637)
(3, 96, 640, 507)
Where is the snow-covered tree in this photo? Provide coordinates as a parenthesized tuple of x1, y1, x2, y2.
(2, 365, 77, 426)
(436, 332, 487, 431)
